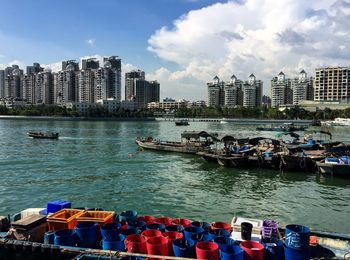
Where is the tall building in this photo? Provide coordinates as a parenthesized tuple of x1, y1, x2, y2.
(35, 69, 54, 104)
(292, 70, 314, 105)
(82, 58, 99, 70)
(0, 70, 5, 98)
(242, 74, 263, 107)
(314, 67, 350, 102)
(207, 76, 225, 107)
(55, 62, 79, 105)
(62, 60, 79, 71)
(102, 56, 122, 101)
(271, 71, 292, 108)
(135, 79, 160, 108)
(26, 63, 43, 75)
(224, 74, 243, 107)
(125, 70, 145, 100)
(262, 95, 271, 107)
(22, 74, 36, 103)
(78, 70, 95, 103)
(4, 65, 23, 98)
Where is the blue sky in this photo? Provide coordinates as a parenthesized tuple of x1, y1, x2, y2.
(1, 0, 349, 100)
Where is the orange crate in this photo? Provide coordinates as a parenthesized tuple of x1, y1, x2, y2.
(47, 209, 84, 231)
(76, 211, 115, 226)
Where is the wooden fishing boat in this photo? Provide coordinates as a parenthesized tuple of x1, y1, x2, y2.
(174, 120, 189, 126)
(316, 156, 350, 178)
(27, 132, 59, 139)
(217, 154, 248, 167)
(257, 123, 307, 132)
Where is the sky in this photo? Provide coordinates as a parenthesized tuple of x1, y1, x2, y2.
(0, 0, 349, 100)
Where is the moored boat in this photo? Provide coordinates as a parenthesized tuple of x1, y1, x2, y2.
(257, 123, 307, 132)
(174, 119, 189, 126)
(27, 131, 59, 139)
(316, 156, 350, 178)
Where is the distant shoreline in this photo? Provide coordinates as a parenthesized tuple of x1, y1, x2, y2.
(0, 115, 156, 121)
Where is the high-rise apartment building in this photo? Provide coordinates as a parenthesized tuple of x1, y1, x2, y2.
(125, 70, 145, 100)
(82, 58, 99, 70)
(135, 79, 160, 108)
(22, 74, 36, 103)
(62, 60, 79, 71)
(0, 70, 5, 98)
(4, 65, 23, 98)
(207, 76, 225, 107)
(224, 75, 243, 107)
(78, 70, 95, 103)
(242, 74, 263, 107)
(314, 67, 350, 102)
(26, 63, 43, 75)
(102, 56, 121, 101)
(271, 72, 292, 108)
(292, 70, 314, 105)
(35, 69, 54, 104)
(55, 61, 79, 105)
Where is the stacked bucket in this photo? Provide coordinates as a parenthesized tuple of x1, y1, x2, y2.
(284, 224, 310, 260)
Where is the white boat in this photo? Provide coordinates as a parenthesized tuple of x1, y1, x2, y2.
(322, 117, 350, 126)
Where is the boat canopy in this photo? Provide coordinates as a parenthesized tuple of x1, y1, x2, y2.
(276, 132, 300, 139)
(248, 137, 280, 146)
(220, 135, 236, 142)
(181, 131, 218, 140)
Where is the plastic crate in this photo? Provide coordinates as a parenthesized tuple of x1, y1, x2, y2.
(47, 209, 84, 231)
(47, 200, 71, 214)
(76, 211, 115, 226)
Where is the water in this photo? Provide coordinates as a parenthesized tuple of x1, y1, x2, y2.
(0, 119, 349, 234)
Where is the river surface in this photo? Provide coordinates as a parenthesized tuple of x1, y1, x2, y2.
(0, 119, 349, 234)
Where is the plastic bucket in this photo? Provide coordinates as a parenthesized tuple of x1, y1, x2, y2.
(213, 236, 235, 252)
(101, 222, 121, 240)
(129, 221, 147, 231)
(146, 223, 166, 232)
(172, 218, 192, 227)
(189, 233, 206, 245)
(173, 238, 196, 258)
(125, 234, 147, 254)
(141, 229, 162, 240)
(44, 231, 55, 244)
(54, 229, 77, 247)
(120, 225, 141, 236)
(119, 210, 138, 223)
(285, 224, 310, 250)
(241, 222, 253, 240)
(138, 215, 155, 225)
(163, 231, 183, 256)
(146, 236, 168, 256)
(284, 245, 309, 260)
(240, 241, 264, 260)
(165, 224, 184, 232)
(153, 217, 173, 226)
(205, 229, 231, 241)
(211, 222, 232, 232)
(220, 245, 244, 260)
(102, 234, 125, 251)
(264, 240, 284, 260)
(191, 221, 211, 230)
(184, 226, 205, 240)
(76, 222, 99, 248)
(196, 241, 219, 260)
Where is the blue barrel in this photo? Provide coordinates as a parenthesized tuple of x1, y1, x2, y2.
(173, 238, 196, 258)
(166, 224, 184, 232)
(146, 223, 166, 232)
(191, 221, 211, 230)
(264, 240, 284, 260)
(189, 233, 206, 244)
(118, 210, 138, 223)
(54, 229, 77, 247)
(120, 226, 141, 236)
(102, 234, 125, 251)
(205, 228, 231, 241)
(220, 245, 244, 260)
(213, 236, 235, 252)
(76, 222, 99, 248)
(101, 223, 121, 240)
(184, 226, 205, 240)
(129, 221, 146, 231)
(284, 245, 309, 260)
(285, 224, 310, 250)
(44, 231, 55, 245)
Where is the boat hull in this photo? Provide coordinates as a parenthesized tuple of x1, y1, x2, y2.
(317, 162, 350, 177)
(136, 139, 199, 154)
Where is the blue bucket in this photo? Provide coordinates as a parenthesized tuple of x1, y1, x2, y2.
(146, 223, 166, 232)
(166, 224, 184, 233)
(213, 236, 235, 252)
(264, 240, 284, 260)
(54, 229, 77, 247)
(191, 221, 211, 230)
(184, 226, 205, 240)
(118, 210, 138, 223)
(129, 221, 146, 231)
(102, 234, 125, 251)
(285, 224, 310, 250)
(76, 222, 99, 248)
(44, 231, 55, 245)
(101, 223, 121, 240)
(284, 245, 309, 260)
(189, 233, 206, 244)
(120, 225, 141, 236)
(205, 228, 231, 241)
(173, 238, 196, 258)
(220, 245, 244, 260)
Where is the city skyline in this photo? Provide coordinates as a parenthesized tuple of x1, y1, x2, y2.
(1, 0, 349, 100)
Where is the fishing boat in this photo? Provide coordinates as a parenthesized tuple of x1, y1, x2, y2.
(316, 156, 350, 178)
(256, 123, 307, 132)
(174, 119, 189, 126)
(135, 131, 217, 154)
(247, 137, 281, 168)
(323, 117, 350, 126)
(27, 132, 59, 139)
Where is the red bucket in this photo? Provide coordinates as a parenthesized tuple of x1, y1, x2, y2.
(211, 222, 232, 231)
(125, 234, 147, 254)
(162, 231, 184, 256)
(146, 236, 169, 256)
(141, 229, 162, 240)
(172, 218, 192, 227)
(196, 241, 219, 260)
(138, 215, 155, 225)
(154, 217, 173, 226)
(240, 240, 264, 260)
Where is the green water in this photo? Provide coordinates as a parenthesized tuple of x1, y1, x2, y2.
(0, 119, 349, 234)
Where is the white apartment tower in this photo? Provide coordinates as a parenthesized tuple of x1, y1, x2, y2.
(242, 74, 263, 107)
(224, 74, 243, 107)
(271, 71, 292, 108)
(292, 70, 314, 105)
(207, 76, 225, 107)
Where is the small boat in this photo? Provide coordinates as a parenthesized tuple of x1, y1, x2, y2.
(316, 156, 350, 178)
(257, 123, 307, 132)
(322, 117, 350, 126)
(27, 132, 59, 139)
(175, 119, 189, 126)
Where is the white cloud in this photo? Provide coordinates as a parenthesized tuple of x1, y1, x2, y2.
(86, 38, 96, 47)
(147, 0, 350, 99)
(0, 60, 26, 70)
